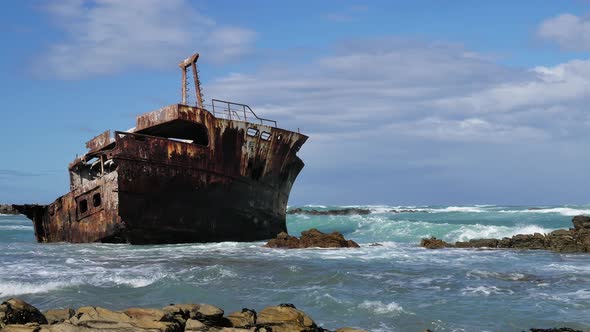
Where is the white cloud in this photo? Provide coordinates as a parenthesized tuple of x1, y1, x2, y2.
(537, 13, 590, 51)
(207, 38, 590, 146)
(40, 0, 256, 79)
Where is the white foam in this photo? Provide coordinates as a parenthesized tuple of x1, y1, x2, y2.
(428, 206, 485, 213)
(446, 224, 555, 242)
(461, 286, 514, 296)
(359, 300, 407, 315)
(304, 205, 327, 208)
(101, 274, 164, 288)
(0, 280, 78, 296)
(499, 207, 590, 216)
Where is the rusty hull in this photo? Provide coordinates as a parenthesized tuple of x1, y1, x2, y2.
(16, 104, 307, 244)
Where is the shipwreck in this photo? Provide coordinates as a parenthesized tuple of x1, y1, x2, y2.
(14, 53, 307, 244)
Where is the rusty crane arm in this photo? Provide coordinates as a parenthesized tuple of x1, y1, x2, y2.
(179, 53, 204, 108)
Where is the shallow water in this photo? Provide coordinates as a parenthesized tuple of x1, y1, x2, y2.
(1, 205, 590, 331)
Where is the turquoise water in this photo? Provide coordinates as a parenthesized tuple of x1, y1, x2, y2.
(1, 205, 590, 331)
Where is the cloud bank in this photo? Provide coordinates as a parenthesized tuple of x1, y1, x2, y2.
(41, 0, 256, 79)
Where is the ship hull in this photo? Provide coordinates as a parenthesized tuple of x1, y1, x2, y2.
(15, 104, 307, 244)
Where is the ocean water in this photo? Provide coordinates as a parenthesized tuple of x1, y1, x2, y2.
(1, 205, 590, 331)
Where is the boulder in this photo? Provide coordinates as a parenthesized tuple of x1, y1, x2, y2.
(510, 233, 547, 250)
(420, 237, 453, 249)
(226, 308, 256, 328)
(185, 318, 207, 331)
(43, 309, 74, 325)
(266, 229, 360, 249)
(257, 304, 316, 332)
(0, 298, 47, 325)
(572, 215, 590, 231)
(1, 323, 42, 332)
(193, 304, 224, 326)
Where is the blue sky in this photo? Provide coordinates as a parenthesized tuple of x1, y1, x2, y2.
(2, 0, 590, 205)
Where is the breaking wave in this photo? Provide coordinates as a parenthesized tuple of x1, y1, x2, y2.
(359, 300, 408, 315)
(0, 280, 80, 297)
(498, 207, 590, 216)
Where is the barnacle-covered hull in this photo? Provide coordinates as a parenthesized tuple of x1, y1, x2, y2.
(15, 103, 307, 244)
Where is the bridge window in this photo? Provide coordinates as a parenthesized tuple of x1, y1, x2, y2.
(261, 132, 271, 141)
(247, 128, 259, 137)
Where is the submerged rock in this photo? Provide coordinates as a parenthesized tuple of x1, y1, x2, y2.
(266, 229, 360, 249)
(287, 208, 371, 216)
(421, 215, 590, 253)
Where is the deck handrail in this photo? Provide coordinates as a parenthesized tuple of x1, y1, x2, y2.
(210, 99, 277, 127)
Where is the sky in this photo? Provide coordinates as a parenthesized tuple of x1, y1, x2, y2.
(1, 0, 590, 206)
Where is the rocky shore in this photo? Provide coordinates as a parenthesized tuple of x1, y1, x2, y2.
(265, 229, 360, 249)
(421, 215, 590, 253)
(0, 298, 367, 332)
(0, 204, 19, 215)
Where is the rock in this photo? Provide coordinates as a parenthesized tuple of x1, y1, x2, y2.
(226, 308, 256, 328)
(43, 309, 74, 325)
(266, 229, 360, 249)
(422, 215, 590, 253)
(1, 323, 41, 332)
(286, 208, 371, 216)
(68, 306, 180, 331)
(193, 304, 224, 325)
(572, 215, 590, 231)
(510, 233, 547, 249)
(185, 318, 207, 331)
(257, 304, 316, 332)
(123, 307, 168, 322)
(0, 298, 47, 325)
(455, 239, 498, 248)
(0, 204, 20, 215)
(420, 237, 453, 249)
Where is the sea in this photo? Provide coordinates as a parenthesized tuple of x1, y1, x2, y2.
(1, 205, 590, 332)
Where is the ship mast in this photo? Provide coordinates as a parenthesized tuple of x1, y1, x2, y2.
(179, 53, 204, 108)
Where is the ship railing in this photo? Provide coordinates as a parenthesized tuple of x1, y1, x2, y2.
(210, 99, 277, 127)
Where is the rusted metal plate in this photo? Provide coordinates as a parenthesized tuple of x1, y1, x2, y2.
(85, 130, 112, 154)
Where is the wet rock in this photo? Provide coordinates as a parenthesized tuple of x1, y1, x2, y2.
(572, 215, 590, 231)
(266, 229, 360, 249)
(421, 215, 590, 253)
(43, 309, 74, 325)
(420, 237, 453, 249)
(257, 304, 316, 332)
(286, 208, 371, 216)
(226, 308, 256, 328)
(0, 298, 47, 325)
(455, 239, 498, 248)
